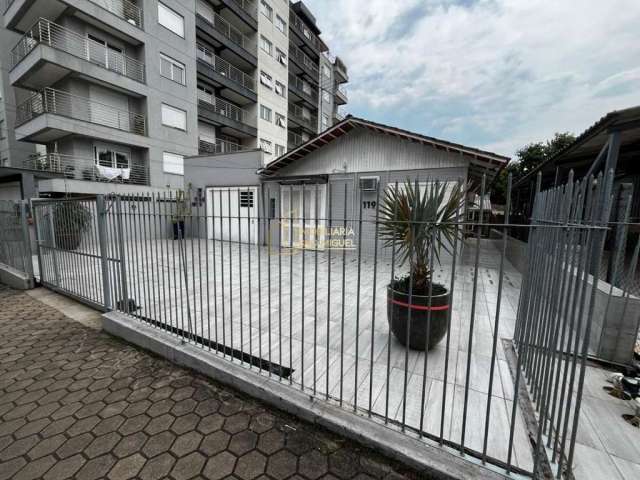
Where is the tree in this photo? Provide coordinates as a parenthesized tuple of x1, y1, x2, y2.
(491, 132, 576, 205)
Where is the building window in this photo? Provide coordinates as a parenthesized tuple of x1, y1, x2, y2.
(239, 190, 254, 208)
(260, 71, 273, 89)
(163, 152, 184, 175)
(275, 15, 286, 34)
(322, 65, 331, 78)
(322, 114, 329, 129)
(322, 90, 330, 102)
(260, 35, 272, 56)
(260, 0, 272, 21)
(275, 80, 285, 97)
(260, 105, 272, 122)
(94, 145, 130, 169)
(275, 144, 285, 157)
(161, 104, 187, 131)
(276, 48, 287, 66)
(158, 2, 184, 38)
(260, 138, 272, 154)
(160, 53, 185, 85)
(275, 113, 286, 128)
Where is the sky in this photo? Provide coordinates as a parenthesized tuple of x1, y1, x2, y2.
(304, 0, 640, 158)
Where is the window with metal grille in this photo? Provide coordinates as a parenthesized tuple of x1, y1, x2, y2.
(239, 191, 254, 208)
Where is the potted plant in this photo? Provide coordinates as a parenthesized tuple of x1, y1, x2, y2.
(379, 180, 468, 351)
(52, 201, 92, 250)
(171, 188, 191, 240)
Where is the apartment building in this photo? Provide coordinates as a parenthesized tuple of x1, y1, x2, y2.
(0, 0, 347, 197)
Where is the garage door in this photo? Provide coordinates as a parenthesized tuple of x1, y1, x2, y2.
(206, 187, 259, 244)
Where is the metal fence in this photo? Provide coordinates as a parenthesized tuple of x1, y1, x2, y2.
(28, 172, 640, 479)
(0, 200, 32, 276)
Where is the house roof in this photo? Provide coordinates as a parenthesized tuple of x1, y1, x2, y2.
(513, 105, 640, 189)
(258, 116, 510, 184)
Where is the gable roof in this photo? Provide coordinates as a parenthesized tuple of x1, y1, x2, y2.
(258, 116, 510, 183)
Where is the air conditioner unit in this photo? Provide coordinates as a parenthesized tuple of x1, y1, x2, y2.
(359, 177, 379, 191)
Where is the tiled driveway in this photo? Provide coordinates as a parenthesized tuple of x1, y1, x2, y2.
(0, 286, 424, 480)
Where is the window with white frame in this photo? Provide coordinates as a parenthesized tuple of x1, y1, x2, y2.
(94, 145, 131, 169)
(160, 53, 185, 85)
(260, 36, 272, 55)
(275, 113, 286, 128)
(260, 138, 272, 154)
(163, 152, 184, 175)
(158, 2, 184, 38)
(274, 80, 285, 97)
(275, 15, 286, 34)
(260, 0, 272, 20)
(260, 71, 273, 89)
(260, 105, 272, 122)
(275, 144, 285, 157)
(161, 104, 187, 131)
(276, 48, 287, 66)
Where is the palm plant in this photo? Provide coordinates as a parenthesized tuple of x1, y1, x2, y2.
(379, 180, 468, 294)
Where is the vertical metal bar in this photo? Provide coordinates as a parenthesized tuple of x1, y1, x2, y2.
(289, 185, 294, 384)
(237, 187, 244, 363)
(219, 189, 226, 354)
(19, 201, 33, 277)
(419, 222, 436, 437)
(384, 181, 399, 423)
(339, 182, 348, 405)
(197, 194, 204, 347)
(96, 195, 112, 310)
(162, 192, 173, 332)
(460, 174, 485, 453)
(267, 185, 273, 375)
(210, 189, 219, 349)
(325, 182, 333, 399)
(368, 184, 381, 416)
(246, 187, 253, 364)
(257, 185, 264, 365)
(353, 183, 364, 410)
(313, 183, 319, 395)
(227, 188, 234, 357)
(152, 193, 164, 328)
(114, 196, 129, 314)
(278, 186, 283, 373)
(301, 185, 306, 391)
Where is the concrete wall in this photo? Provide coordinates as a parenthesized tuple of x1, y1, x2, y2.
(184, 150, 263, 190)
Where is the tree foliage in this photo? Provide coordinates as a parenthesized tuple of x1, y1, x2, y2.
(491, 132, 576, 205)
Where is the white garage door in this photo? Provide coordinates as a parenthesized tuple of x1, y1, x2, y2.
(206, 187, 259, 244)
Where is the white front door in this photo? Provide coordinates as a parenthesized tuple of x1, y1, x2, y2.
(280, 184, 326, 249)
(207, 187, 258, 244)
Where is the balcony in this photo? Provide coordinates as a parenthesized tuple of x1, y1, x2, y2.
(288, 73, 318, 108)
(196, 44, 256, 104)
(289, 8, 327, 54)
(197, 89, 257, 138)
(15, 87, 146, 143)
(88, 0, 143, 28)
(199, 138, 247, 155)
(289, 42, 319, 82)
(4, 1, 144, 43)
(335, 85, 347, 105)
(20, 153, 148, 185)
(334, 56, 348, 83)
(333, 111, 345, 123)
(10, 18, 146, 93)
(288, 103, 316, 134)
(287, 131, 305, 150)
(196, 3, 257, 68)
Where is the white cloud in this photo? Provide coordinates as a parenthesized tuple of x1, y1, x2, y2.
(305, 0, 640, 156)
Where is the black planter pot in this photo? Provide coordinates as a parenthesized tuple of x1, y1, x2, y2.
(387, 286, 450, 351)
(56, 231, 83, 251)
(173, 220, 185, 240)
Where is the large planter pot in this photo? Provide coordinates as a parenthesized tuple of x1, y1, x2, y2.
(387, 285, 450, 351)
(56, 231, 83, 251)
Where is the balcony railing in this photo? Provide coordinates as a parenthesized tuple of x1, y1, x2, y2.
(196, 3, 257, 56)
(288, 103, 316, 131)
(197, 44, 255, 92)
(20, 153, 148, 185)
(89, 0, 143, 28)
(336, 85, 347, 100)
(290, 9, 324, 52)
(10, 18, 146, 83)
(287, 131, 305, 149)
(199, 138, 247, 155)
(197, 89, 256, 128)
(16, 88, 146, 136)
(334, 111, 345, 122)
(231, 0, 257, 20)
(289, 42, 319, 79)
(288, 73, 318, 103)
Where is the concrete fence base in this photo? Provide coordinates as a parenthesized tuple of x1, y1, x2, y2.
(0, 263, 34, 290)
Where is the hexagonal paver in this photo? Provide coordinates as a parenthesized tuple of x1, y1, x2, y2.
(144, 413, 174, 435)
(234, 451, 267, 480)
(201, 430, 230, 456)
(298, 450, 329, 480)
(147, 399, 174, 418)
(257, 429, 285, 455)
(75, 453, 117, 480)
(143, 431, 176, 458)
(171, 431, 203, 457)
(118, 414, 150, 436)
(223, 413, 250, 434)
(171, 413, 199, 435)
(203, 451, 236, 480)
(57, 433, 94, 459)
(139, 452, 175, 480)
(229, 430, 258, 456)
(266, 450, 297, 479)
(171, 451, 206, 480)
(328, 450, 360, 479)
(43, 454, 85, 480)
(85, 432, 121, 459)
(27, 433, 67, 460)
(108, 453, 146, 480)
(197, 414, 224, 434)
(13, 454, 56, 480)
(113, 432, 148, 459)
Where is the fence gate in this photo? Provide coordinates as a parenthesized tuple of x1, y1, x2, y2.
(32, 195, 128, 311)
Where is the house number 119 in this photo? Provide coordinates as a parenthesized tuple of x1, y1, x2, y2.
(363, 201, 377, 209)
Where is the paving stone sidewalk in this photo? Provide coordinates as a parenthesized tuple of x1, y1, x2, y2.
(0, 286, 427, 480)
